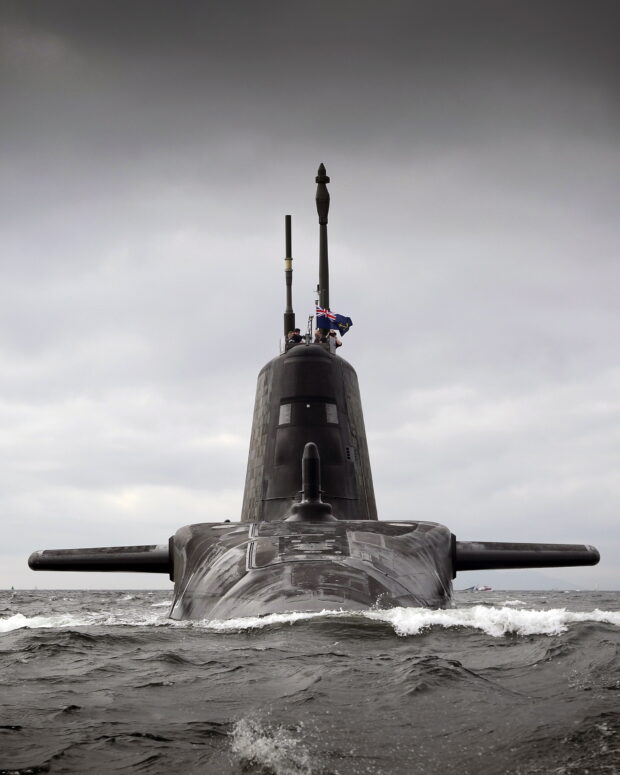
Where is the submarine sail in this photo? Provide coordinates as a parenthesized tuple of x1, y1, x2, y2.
(28, 164, 600, 619)
(240, 342, 378, 523)
(242, 165, 376, 523)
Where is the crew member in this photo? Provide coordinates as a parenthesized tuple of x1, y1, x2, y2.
(328, 330, 342, 352)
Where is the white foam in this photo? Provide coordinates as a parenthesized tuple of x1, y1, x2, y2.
(0, 613, 86, 633)
(365, 606, 620, 637)
(2, 606, 619, 637)
(200, 610, 332, 631)
(0, 610, 172, 633)
(0, 608, 347, 634)
(231, 717, 314, 775)
(197, 606, 620, 637)
(499, 599, 527, 606)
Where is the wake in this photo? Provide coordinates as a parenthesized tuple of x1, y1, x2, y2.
(2, 605, 619, 637)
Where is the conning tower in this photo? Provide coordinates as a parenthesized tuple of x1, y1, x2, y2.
(241, 165, 377, 523)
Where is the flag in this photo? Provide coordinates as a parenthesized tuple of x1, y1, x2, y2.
(334, 314, 353, 335)
(315, 306, 336, 326)
(316, 307, 353, 335)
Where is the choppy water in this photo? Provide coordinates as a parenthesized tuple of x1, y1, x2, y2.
(1, 589, 618, 775)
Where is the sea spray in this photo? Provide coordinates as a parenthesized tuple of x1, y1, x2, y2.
(231, 717, 316, 775)
(365, 605, 620, 637)
(2, 606, 620, 636)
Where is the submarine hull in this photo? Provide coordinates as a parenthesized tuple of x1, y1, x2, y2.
(169, 520, 454, 619)
(29, 526, 599, 620)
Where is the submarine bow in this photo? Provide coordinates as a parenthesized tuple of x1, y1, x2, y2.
(28, 164, 600, 619)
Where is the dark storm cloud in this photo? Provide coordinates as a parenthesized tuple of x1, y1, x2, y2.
(3, 1, 619, 154)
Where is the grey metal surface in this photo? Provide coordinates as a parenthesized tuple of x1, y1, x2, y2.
(455, 541, 600, 570)
(283, 214, 295, 336)
(316, 163, 330, 314)
(28, 544, 171, 575)
(169, 520, 454, 619)
(240, 344, 378, 523)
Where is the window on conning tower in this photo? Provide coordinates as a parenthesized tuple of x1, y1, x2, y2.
(277, 401, 339, 426)
(325, 403, 338, 424)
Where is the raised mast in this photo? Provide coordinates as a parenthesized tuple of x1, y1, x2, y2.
(283, 214, 295, 336)
(315, 163, 330, 318)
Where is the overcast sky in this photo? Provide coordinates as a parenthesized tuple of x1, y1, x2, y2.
(1, 0, 618, 590)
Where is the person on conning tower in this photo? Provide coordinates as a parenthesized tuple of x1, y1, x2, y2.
(328, 330, 342, 351)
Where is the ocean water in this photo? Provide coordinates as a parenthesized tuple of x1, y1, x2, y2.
(0, 589, 618, 775)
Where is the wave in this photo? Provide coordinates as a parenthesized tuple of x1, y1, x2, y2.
(365, 606, 620, 637)
(198, 606, 620, 637)
(2, 606, 619, 637)
(200, 610, 331, 632)
(0, 611, 171, 633)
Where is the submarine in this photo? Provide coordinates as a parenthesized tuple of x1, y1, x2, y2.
(29, 164, 600, 619)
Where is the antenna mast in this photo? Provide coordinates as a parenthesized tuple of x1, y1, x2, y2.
(283, 214, 295, 336)
(315, 163, 330, 318)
